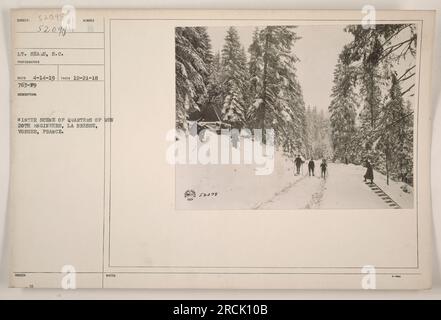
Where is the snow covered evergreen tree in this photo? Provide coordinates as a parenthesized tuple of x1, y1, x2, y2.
(328, 47, 358, 162)
(399, 100, 414, 184)
(220, 27, 249, 128)
(248, 28, 264, 127)
(376, 73, 414, 184)
(247, 26, 306, 149)
(329, 24, 417, 185)
(175, 27, 213, 129)
(305, 106, 333, 159)
(343, 25, 416, 164)
(206, 52, 224, 117)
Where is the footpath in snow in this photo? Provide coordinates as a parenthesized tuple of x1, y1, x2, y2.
(320, 163, 388, 209)
(257, 174, 325, 210)
(262, 163, 414, 210)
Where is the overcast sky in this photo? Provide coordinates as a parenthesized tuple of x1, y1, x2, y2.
(207, 25, 353, 114)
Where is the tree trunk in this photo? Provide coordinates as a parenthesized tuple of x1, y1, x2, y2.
(385, 143, 390, 185)
(260, 30, 270, 144)
(369, 69, 375, 128)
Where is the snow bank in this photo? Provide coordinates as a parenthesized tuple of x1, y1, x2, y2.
(372, 169, 414, 209)
(175, 132, 300, 210)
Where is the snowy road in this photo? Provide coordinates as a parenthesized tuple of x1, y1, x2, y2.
(257, 163, 410, 210)
(257, 173, 325, 209)
(319, 163, 393, 209)
(176, 150, 413, 210)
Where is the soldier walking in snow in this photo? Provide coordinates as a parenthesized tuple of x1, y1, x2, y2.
(364, 159, 374, 183)
(320, 159, 327, 179)
(294, 155, 304, 175)
(308, 158, 315, 176)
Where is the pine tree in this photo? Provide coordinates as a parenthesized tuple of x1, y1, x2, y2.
(248, 26, 305, 147)
(220, 27, 249, 128)
(248, 28, 264, 127)
(330, 23, 417, 181)
(399, 100, 414, 184)
(376, 73, 413, 184)
(206, 52, 223, 116)
(343, 25, 416, 158)
(305, 106, 333, 159)
(328, 48, 358, 162)
(276, 69, 306, 154)
(359, 38, 383, 129)
(175, 27, 212, 129)
(238, 46, 251, 127)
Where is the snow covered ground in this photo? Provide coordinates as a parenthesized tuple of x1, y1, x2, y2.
(319, 163, 414, 209)
(370, 167, 414, 209)
(175, 136, 414, 210)
(176, 147, 302, 210)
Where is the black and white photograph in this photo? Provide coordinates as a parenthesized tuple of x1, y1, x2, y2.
(175, 24, 417, 210)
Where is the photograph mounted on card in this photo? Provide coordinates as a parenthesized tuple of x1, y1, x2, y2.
(8, 9, 434, 289)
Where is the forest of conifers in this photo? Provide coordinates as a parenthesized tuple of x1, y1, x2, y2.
(175, 24, 416, 185)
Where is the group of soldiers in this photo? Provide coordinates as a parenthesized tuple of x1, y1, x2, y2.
(293, 155, 376, 184)
(294, 155, 327, 179)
